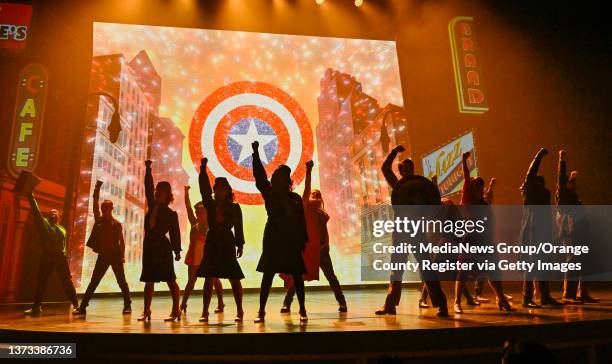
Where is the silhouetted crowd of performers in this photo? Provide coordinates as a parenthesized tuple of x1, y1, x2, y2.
(22, 142, 598, 322)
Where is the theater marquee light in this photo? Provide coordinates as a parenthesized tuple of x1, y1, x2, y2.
(449, 16, 489, 114)
(7, 63, 48, 178)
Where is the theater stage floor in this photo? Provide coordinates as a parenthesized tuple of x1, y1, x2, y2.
(2, 286, 612, 334)
(1, 286, 612, 363)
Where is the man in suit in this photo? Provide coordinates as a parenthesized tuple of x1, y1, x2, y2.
(73, 180, 131, 315)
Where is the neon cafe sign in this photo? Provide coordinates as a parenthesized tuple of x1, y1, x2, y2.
(449, 16, 489, 114)
(7, 63, 48, 178)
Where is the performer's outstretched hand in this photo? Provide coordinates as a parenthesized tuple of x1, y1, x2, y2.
(538, 147, 549, 157)
(237, 246, 243, 258)
(489, 177, 497, 189)
(559, 150, 567, 161)
(252, 141, 259, 152)
(174, 251, 181, 261)
(305, 160, 314, 170)
(393, 145, 405, 154)
(462, 151, 471, 160)
(184, 185, 190, 192)
(201, 158, 208, 167)
(145, 160, 152, 167)
(95, 180, 103, 188)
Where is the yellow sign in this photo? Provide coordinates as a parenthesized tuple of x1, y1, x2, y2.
(7, 63, 48, 177)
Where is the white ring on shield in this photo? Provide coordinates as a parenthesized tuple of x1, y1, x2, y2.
(201, 93, 303, 194)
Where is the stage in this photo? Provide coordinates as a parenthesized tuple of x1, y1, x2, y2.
(1, 286, 612, 363)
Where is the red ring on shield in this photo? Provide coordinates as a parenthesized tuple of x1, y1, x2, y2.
(213, 105, 290, 181)
(189, 81, 313, 205)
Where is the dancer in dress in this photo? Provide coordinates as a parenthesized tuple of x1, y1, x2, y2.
(179, 185, 224, 315)
(197, 158, 245, 322)
(280, 160, 347, 313)
(252, 141, 309, 323)
(138, 160, 182, 321)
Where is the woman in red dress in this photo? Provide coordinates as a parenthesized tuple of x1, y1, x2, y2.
(179, 185, 224, 314)
(280, 160, 347, 313)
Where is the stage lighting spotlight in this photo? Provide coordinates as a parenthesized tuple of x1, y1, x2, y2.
(354, 0, 364, 6)
(316, 0, 325, 4)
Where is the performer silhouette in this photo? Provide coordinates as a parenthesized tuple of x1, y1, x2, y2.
(73, 180, 131, 315)
(197, 158, 245, 322)
(376, 145, 448, 317)
(520, 148, 563, 308)
(252, 141, 309, 323)
(557, 150, 598, 304)
(280, 160, 347, 314)
(138, 160, 182, 321)
(453, 152, 514, 314)
(180, 185, 224, 315)
(24, 193, 78, 315)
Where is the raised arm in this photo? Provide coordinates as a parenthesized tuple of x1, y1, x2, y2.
(557, 150, 568, 191)
(184, 185, 197, 224)
(525, 148, 548, 181)
(302, 160, 314, 201)
(251, 141, 271, 193)
(233, 205, 245, 258)
(462, 151, 472, 187)
(382, 145, 405, 188)
(431, 175, 441, 195)
(144, 160, 154, 209)
(28, 193, 50, 236)
(297, 198, 309, 251)
(485, 178, 496, 204)
(198, 158, 213, 207)
(93, 180, 103, 220)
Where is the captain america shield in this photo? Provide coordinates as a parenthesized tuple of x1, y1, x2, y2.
(188, 81, 314, 205)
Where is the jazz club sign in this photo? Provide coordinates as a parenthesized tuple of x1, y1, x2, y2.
(0, 2, 33, 56)
(449, 16, 489, 114)
(422, 131, 478, 197)
(7, 63, 48, 178)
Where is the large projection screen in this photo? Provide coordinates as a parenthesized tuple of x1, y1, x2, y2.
(74, 22, 404, 292)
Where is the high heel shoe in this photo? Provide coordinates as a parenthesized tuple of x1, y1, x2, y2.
(180, 303, 187, 314)
(299, 309, 308, 322)
(254, 311, 265, 323)
(137, 310, 151, 321)
(199, 311, 209, 322)
(418, 299, 429, 309)
(214, 304, 225, 313)
(235, 310, 244, 322)
(498, 300, 515, 312)
(164, 311, 181, 322)
(453, 303, 463, 314)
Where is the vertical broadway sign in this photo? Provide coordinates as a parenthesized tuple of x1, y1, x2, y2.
(7, 63, 48, 177)
(449, 16, 488, 114)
